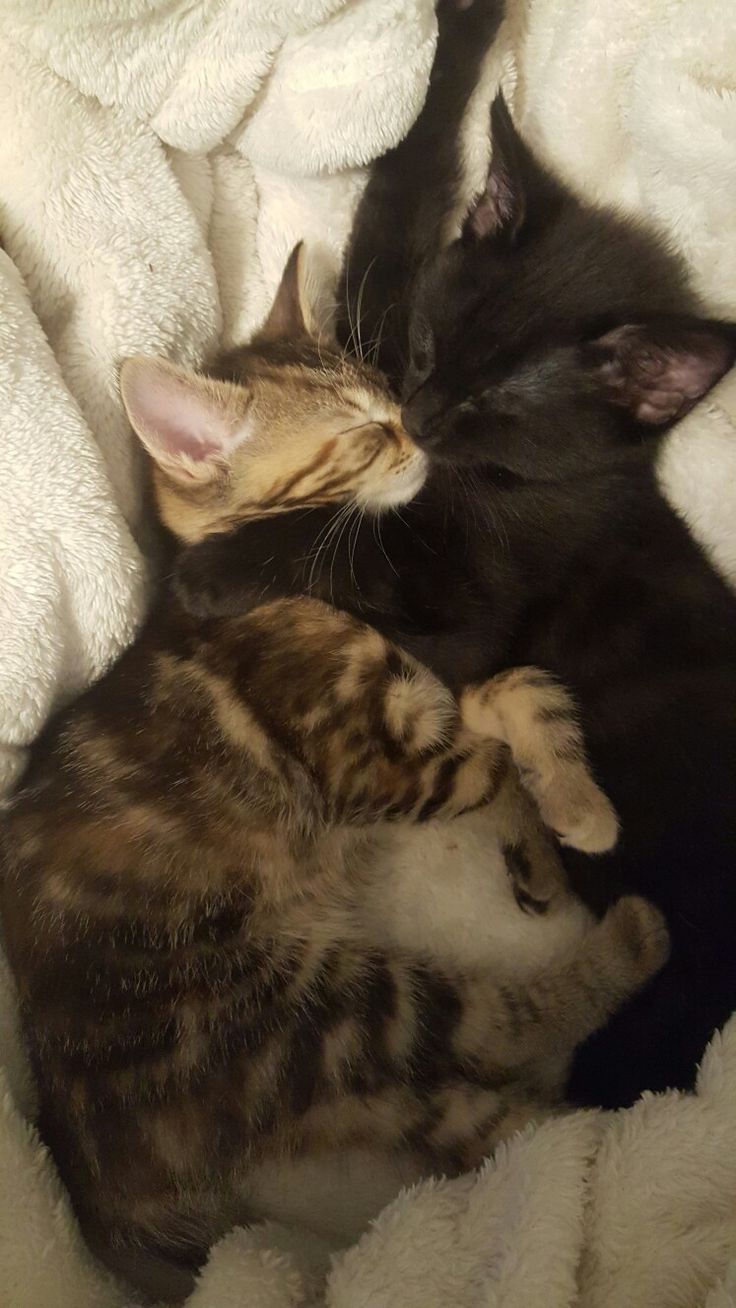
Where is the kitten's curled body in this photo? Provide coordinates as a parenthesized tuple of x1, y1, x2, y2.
(0, 273, 664, 1301)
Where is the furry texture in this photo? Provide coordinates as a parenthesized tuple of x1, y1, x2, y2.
(1, 0, 734, 794)
(2, 316, 650, 1301)
(0, 0, 734, 1304)
(0, 0, 438, 794)
(180, 2, 736, 1110)
(1, 1000, 735, 1308)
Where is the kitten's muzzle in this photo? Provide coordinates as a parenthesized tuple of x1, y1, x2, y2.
(401, 392, 451, 450)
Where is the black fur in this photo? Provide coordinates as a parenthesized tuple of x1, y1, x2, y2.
(174, 0, 736, 1108)
(336, 0, 507, 383)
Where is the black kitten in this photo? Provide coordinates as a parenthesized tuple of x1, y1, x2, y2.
(174, 0, 736, 1108)
(399, 93, 734, 474)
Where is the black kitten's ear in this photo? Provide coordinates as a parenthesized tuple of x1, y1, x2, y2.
(464, 94, 557, 245)
(257, 243, 317, 341)
(463, 96, 525, 244)
(586, 319, 736, 426)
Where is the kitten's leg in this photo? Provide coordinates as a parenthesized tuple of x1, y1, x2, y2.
(74, 895, 667, 1291)
(236, 604, 613, 846)
(243, 600, 508, 828)
(460, 668, 619, 853)
(293, 895, 668, 1167)
(492, 778, 569, 910)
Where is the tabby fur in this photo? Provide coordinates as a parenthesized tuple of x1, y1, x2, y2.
(0, 252, 666, 1302)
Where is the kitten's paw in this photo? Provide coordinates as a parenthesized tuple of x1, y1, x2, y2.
(545, 774, 620, 854)
(504, 839, 557, 914)
(460, 679, 619, 853)
(601, 895, 671, 983)
(459, 683, 503, 738)
(174, 545, 269, 619)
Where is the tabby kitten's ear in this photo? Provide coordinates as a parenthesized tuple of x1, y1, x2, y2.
(463, 95, 559, 246)
(120, 356, 252, 484)
(585, 319, 736, 425)
(257, 242, 318, 341)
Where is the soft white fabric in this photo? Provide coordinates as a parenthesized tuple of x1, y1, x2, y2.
(0, 0, 735, 1305)
(0, 0, 437, 792)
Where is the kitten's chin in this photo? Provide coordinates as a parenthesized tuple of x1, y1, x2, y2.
(361, 453, 429, 510)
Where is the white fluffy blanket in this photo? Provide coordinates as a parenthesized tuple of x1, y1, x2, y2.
(0, 1, 735, 1305)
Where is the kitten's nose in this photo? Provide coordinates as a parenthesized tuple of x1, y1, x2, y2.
(400, 402, 423, 441)
(401, 393, 444, 446)
(400, 372, 426, 407)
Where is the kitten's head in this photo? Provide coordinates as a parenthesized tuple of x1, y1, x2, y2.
(401, 97, 736, 479)
(121, 246, 427, 543)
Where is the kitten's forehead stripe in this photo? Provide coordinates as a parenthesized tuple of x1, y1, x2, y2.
(258, 438, 339, 507)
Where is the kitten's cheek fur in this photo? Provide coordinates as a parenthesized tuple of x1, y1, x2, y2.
(361, 451, 429, 508)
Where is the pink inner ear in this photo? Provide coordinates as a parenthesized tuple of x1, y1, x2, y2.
(153, 416, 221, 463)
(122, 359, 238, 472)
(594, 324, 735, 425)
(465, 164, 521, 242)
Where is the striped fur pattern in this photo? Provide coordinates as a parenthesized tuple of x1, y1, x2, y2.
(0, 253, 667, 1303)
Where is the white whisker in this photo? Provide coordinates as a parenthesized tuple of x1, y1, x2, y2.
(373, 513, 399, 577)
(341, 257, 361, 361)
(366, 301, 397, 367)
(347, 505, 364, 596)
(328, 503, 356, 605)
(353, 258, 377, 364)
(304, 504, 352, 594)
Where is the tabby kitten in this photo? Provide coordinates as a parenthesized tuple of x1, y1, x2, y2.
(173, 0, 736, 1109)
(0, 251, 666, 1304)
